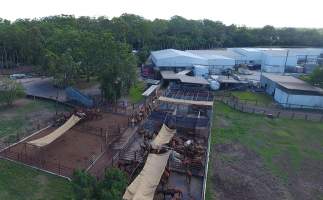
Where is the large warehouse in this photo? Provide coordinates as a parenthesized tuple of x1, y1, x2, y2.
(230, 47, 323, 73)
(186, 50, 235, 74)
(147, 48, 323, 78)
(150, 49, 207, 71)
(260, 73, 323, 109)
(149, 49, 235, 75)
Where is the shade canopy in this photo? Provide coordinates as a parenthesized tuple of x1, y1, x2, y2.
(28, 115, 81, 147)
(123, 151, 171, 200)
(151, 124, 175, 149)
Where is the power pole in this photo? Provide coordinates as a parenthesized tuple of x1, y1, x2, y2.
(284, 49, 290, 74)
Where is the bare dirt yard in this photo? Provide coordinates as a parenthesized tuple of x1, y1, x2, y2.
(206, 102, 323, 200)
(1, 112, 129, 177)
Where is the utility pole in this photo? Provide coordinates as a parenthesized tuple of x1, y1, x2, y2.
(284, 49, 290, 74)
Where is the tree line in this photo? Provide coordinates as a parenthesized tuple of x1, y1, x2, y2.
(1, 14, 323, 68)
(1, 14, 323, 100)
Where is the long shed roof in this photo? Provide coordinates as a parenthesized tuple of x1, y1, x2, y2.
(262, 73, 323, 94)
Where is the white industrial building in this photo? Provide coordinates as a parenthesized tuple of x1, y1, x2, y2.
(148, 48, 323, 78)
(229, 48, 263, 65)
(260, 73, 323, 109)
(150, 49, 207, 71)
(149, 49, 235, 75)
(230, 47, 323, 73)
(186, 50, 235, 74)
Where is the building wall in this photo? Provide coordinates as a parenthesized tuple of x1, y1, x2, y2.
(262, 65, 284, 73)
(153, 55, 207, 68)
(261, 53, 298, 73)
(260, 75, 277, 95)
(274, 88, 323, 109)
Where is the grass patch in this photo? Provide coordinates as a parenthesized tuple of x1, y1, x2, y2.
(129, 81, 145, 104)
(231, 91, 273, 106)
(0, 99, 68, 140)
(0, 159, 73, 200)
(209, 101, 323, 185)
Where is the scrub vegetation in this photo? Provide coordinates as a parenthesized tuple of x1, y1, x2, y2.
(0, 98, 68, 142)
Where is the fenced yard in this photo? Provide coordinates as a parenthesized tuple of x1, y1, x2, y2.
(206, 102, 323, 200)
(215, 92, 323, 122)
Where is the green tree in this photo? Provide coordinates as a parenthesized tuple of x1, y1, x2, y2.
(72, 170, 97, 200)
(72, 168, 128, 200)
(0, 78, 25, 106)
(309, 65, 323, 88)
(97, 168, 128, 200)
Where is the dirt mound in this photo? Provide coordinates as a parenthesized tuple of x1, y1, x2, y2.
(210, 143, 292, 200)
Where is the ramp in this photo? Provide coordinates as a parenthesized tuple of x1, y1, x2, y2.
(123, 151, 171, 200)
(151, 124, 175, 149)
(28, 115, 81, 147)
(66, 87, 94, 107)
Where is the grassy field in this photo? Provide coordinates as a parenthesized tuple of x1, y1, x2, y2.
(129, 81, 145, 104)
(0, 98, 68, 142)
(206, 102, 323, 199)
(231, 91, 273, 106)
(0, 159, 73, 200)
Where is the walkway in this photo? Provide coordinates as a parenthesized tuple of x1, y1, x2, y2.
(87, 126, 138, 179)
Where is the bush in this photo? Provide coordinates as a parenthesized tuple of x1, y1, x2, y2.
(72, 168, 128, 200)
(0, 78, 25, 106)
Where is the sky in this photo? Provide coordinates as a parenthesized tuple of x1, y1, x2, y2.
(1, 0, 323, 28)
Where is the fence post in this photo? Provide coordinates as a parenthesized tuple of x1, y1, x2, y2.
(291, 113, 295, 119)
(277, 112, 281, 118)
(58, 161, 61, 175)
(305, 114, 308, 120)
(321, 115, 323, 122)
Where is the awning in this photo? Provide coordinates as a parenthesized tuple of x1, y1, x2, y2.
(151, 124, 175, 149)
(28, 115, 81, 147)
(176, 69, 191, 75)
(123, 151, 171, 200)
(158, 96, 213, 107)
(142, 85, 159, 97)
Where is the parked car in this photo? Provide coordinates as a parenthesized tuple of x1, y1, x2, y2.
(10, 73, 27, 79)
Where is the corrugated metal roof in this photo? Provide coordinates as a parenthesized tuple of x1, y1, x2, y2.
(179, 75, 209, 85)
(262, 73, 323, 93)
(160, 71, 180, 80)
(142, 85, 159, 97)
(176, 69, 191, 75)
(160, 70, 209, 85)
(186, 50, 234, 60)
(151, 49, 205, 60)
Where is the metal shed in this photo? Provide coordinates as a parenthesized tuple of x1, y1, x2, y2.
(260, 73, 323, 109)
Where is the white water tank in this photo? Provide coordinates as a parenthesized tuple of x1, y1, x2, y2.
(210, 80, 220, 91)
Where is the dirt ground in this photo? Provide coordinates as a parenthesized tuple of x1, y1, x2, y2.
(1, 113, 129, 177)
(210, 143, 292, 200)
(207, 102, 323, 200)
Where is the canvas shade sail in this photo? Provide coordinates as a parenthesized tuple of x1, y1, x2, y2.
(28, 115, 81, 147)
(123, 151, 171, 200)
(158, 96, 213, 107)
(151, 124, 175, 149)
